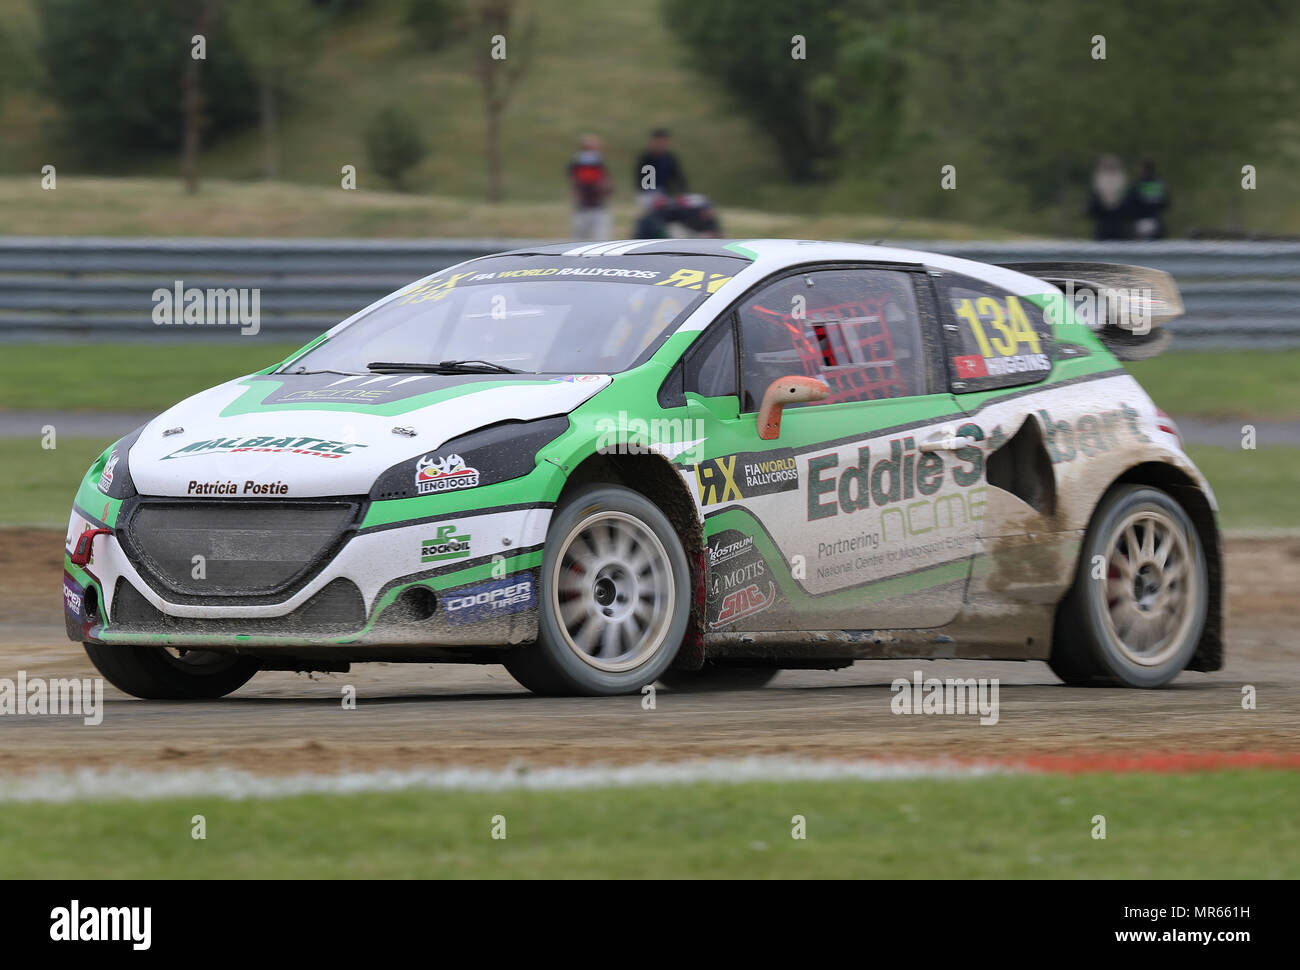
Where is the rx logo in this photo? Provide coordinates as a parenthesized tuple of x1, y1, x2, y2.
(694, 455, 742, 505)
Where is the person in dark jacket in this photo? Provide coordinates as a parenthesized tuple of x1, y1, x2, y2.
(634, 128, 688, 197)
(1127, 158, 1170, 240)
(1087, 154, 1130, 240)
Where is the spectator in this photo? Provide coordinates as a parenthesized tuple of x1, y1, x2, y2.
(567, 134, 612, 240)
(1087, 154, 1130, 241)
(635, 127, 688, 198)
(1127, 157, 1170, 240)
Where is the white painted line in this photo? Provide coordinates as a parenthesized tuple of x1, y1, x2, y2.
(0, 757, 1017, 803)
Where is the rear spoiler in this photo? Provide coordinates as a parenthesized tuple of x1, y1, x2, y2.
(999, 261, 1183, 360)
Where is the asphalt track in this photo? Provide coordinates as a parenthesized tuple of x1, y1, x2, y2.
(1, 528, 1296, 778)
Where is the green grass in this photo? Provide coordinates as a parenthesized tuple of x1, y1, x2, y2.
(1127, 350, 1300, 421)
(0, 341, 301, 412)
(0, 436, 115, 526)
(0, 771, 1295, 878)
(1186, 445, 1300, 531)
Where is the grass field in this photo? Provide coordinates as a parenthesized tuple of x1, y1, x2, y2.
(0, 341, 301, 412)
(1127, 351, 1300, 421)
(0, 771, 1294, 878)
(0, 175, 1035, 240)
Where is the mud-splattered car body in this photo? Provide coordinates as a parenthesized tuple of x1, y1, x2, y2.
(64, 239, 1221, 697)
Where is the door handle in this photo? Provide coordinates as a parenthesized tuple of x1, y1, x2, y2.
(918, 433, 977, 453)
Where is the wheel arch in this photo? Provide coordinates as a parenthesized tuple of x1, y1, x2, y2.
(1069, 460, 1224, 673)
(557, 451, 707, 670)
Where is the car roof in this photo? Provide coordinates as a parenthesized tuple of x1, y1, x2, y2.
(493, 238, 1050, 297)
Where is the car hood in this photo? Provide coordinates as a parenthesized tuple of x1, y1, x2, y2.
(128, 371, 610, 498)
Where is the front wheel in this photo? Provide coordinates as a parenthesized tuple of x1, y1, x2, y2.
(1050, 485, 1208, 688)
(84, 643, 259, 699)
(503, 485, 691, 696)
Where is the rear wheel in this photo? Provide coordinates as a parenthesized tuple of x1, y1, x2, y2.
(1050, 485, 1207, 688)
(84, 642, 259, 700)
(503, 484, 690, 696)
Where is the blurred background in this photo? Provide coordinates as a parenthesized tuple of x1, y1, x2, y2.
(0, 0, 1297, 239)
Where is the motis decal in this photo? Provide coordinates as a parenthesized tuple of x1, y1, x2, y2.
(415, 453, 481, 494)
(420, 524, 472, 564)
(442, 577, 537, 625)
(706, 529, 779, 628)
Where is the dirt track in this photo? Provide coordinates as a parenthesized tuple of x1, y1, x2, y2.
(2, 528, 1297, 776)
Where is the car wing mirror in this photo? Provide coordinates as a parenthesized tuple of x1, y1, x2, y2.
(757, 376, 829, 440)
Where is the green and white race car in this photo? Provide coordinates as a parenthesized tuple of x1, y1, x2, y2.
(64, 239, 1222, 697)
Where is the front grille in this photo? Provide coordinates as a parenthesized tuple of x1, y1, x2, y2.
(122, 500, 359, 599)
(112, 577, 367, 635)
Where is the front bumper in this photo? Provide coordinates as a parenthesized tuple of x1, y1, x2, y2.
(63, 501, 551, 649)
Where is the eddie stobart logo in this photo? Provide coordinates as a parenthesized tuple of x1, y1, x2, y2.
(162, 435, 367, 460)
(415, 452, 480, 494)
(806, 426, 984, 520)
(420, 524, 472, 564)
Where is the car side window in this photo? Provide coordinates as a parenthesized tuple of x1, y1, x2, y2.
(736, 268, 927, 412)
(939, 273, 1053, 391)
(682, 316, 738, 399)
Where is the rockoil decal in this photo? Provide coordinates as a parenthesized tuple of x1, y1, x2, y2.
(420, 524, 472, 564)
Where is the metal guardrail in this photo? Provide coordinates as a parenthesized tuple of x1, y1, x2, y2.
(0, 237, 1296, 347)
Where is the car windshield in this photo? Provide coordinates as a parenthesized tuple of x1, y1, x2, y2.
(283, 254, 745, 375)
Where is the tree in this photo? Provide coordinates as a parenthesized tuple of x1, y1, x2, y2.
(467, 0, 535, 202)
(227, 0, 323, 179)
(364, 105, 430, 190)
(661, 0, 841, 182)
(36, 0, 256, 163)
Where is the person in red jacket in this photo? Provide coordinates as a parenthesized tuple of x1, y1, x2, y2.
(567, 134, 612, 241)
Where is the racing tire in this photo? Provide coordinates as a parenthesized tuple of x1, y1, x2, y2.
(84, 642, 259, 700)
(658, 664, 779, 691)
(503, 484, 691, 696)
(1050, 485, 1207, 688)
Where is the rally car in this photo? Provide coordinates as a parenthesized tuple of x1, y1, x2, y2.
(64, 239, 1222, 698)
